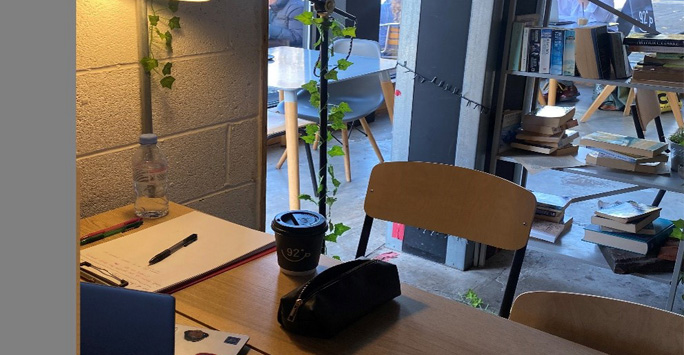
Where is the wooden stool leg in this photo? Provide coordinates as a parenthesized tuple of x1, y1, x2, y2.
(580, 85, 616, 122)
(547, 78, 558, 106)
(275, 150, 287, 169)
(341, 125, 351, 182)
(359, 117, 384, 163)
(665, 92, 684, 128)
(537, 89, 547, 106)
(623, 88, 635, 116)
(380, 71, 395, 124)
(313, 131, 321, 150)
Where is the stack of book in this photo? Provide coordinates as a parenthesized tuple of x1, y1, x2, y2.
(582, 200, 674, 255)
(580, 131, 669, 174)
(529, 191, 573, 243)
(625, 33, 684, 88)
(511, 106, 579, 155)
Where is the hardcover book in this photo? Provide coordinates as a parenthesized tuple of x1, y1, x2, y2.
(579, 131, 668, 158)
(582, 218, 674, 255)
(591, 212, 659, 234)
(550, 29, 565, 75)
(508, 22, 527, 71)
(608, 32, 632, 79)
(627, 45, 684, 54)
(520, 27, 531, 72)
(585, 151, 668, 175)
(585, 147, 668, 164)
(574, 25, 611, 79)
(624, 33, 684, 48)
(523, 106, 575, 127)
(593, 200, 661, 224)
(539, 28, 553, 74)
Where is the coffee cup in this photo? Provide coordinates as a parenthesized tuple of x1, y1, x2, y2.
(271, 210, 327, 276)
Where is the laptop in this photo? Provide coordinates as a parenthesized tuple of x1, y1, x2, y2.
(80, 282, 175, 355)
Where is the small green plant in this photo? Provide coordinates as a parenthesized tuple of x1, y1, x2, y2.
(464, 289, 484, 308)
(139, 0, 182, 89)
(669, 127, 684, 146)
(670, 219, 684, 308)
(295, 11, 356, 258)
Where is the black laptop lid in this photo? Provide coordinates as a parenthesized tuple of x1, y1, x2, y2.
(80, 282, 175, 355)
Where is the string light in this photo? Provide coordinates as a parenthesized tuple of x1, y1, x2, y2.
(396, 61, 490, 115)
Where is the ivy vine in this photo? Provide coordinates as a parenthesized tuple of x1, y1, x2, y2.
(139, 0, 181, 89)
(294, 11, 356, 257)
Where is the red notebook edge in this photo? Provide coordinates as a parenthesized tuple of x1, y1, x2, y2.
(161, 246, 277, 294)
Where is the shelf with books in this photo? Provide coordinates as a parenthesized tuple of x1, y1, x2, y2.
(508, 70, 684, 94)
(498, 146, 684, 194)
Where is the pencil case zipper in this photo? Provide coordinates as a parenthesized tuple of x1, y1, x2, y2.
(286, 259, 378, 323)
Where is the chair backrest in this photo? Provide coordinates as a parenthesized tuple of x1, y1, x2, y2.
(363, 162, 535, 250)
(333, 38, 381, 59)
(509, 291, 684, 355)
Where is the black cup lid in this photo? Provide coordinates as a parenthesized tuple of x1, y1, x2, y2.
(271, 210, 327, 236)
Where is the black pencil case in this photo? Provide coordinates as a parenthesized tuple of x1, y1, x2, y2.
(277, 258, 401, 338)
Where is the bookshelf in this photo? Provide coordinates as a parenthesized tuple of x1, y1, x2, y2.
(489, 0, 683, 310)
(509, 70, 684, 94)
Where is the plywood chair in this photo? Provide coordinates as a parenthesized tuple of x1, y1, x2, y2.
(355, 162, 536, 318)
(509, 291, 684, 355)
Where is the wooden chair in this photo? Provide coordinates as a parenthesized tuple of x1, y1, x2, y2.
(509, 291, 684, 355)
(355, 162, 536, 318)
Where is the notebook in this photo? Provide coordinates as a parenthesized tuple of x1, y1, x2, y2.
(80, 282, 175, 355)
(80, 282, 250, 355)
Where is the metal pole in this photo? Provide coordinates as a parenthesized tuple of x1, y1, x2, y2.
(318, 13, 330, 217)
(136, 0, 153, 134)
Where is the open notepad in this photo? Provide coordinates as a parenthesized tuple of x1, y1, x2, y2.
(80, 211, 275, 293)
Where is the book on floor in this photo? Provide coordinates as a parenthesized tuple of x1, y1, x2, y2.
(511, 141, 557, 155)
(530, 216, 573, 243)
(593, 200, 661, 224)
(550, 144, 579, 156)
(582, 218, 674, 255)
(522, 106, 576, 128)
(591, 211, 659, 234)
(516, 129, 579, 148)
(579, 131, 668, 158)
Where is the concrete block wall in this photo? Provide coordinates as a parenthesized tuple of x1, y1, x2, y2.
(76, 0, 266, 229)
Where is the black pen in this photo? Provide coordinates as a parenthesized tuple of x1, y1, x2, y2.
(148, 233, 198, 265)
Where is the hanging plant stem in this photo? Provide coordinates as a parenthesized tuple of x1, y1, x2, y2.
(139, 0, 181, 89)
(295, 10, 356, 257)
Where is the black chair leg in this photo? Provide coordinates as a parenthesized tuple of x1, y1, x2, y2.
(499, 246, 527, 318)
(303, 142, 318, 197)
(355, 215, 374, 258)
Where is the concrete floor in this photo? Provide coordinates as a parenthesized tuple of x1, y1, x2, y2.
(264, 83, 684, 315)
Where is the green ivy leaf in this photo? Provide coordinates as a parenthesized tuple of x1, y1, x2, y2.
(162, 62, 172, 76)
(313, 17, 324, 24)
(331, 176, 341, 188)
(298, 194, 316, 203)
(324, 69, 339, 81)
(333, 223, 351, 236)
(164, 31, 173, 48)
(672, 228, 684, 240)
(342, 26, 356, 37)
(325, 233, 338, 243)
(294, 11, 314, 25)
(306, 124, 319, 135)
(168, 16, 181, 30)
(326, 197, 337, 206)
(328, 145, 345, 157)
(331, 22, 344, 37)
(148, 15, 160, 26)
(337, 102, 352, 113)
(160, 76, 175, 89)
(332, 255, 341, 261)
(168, 0, 179, 12)
(140, 57, 159, 72)
(337, 58, 353, 70)
(672, 219, 684, 229)
(302, 80, 318, 94)
(309, 92, 321, 109)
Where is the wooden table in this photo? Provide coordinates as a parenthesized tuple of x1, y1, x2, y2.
(268, 46, 396, 210)
(81, 204, 603, 354)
